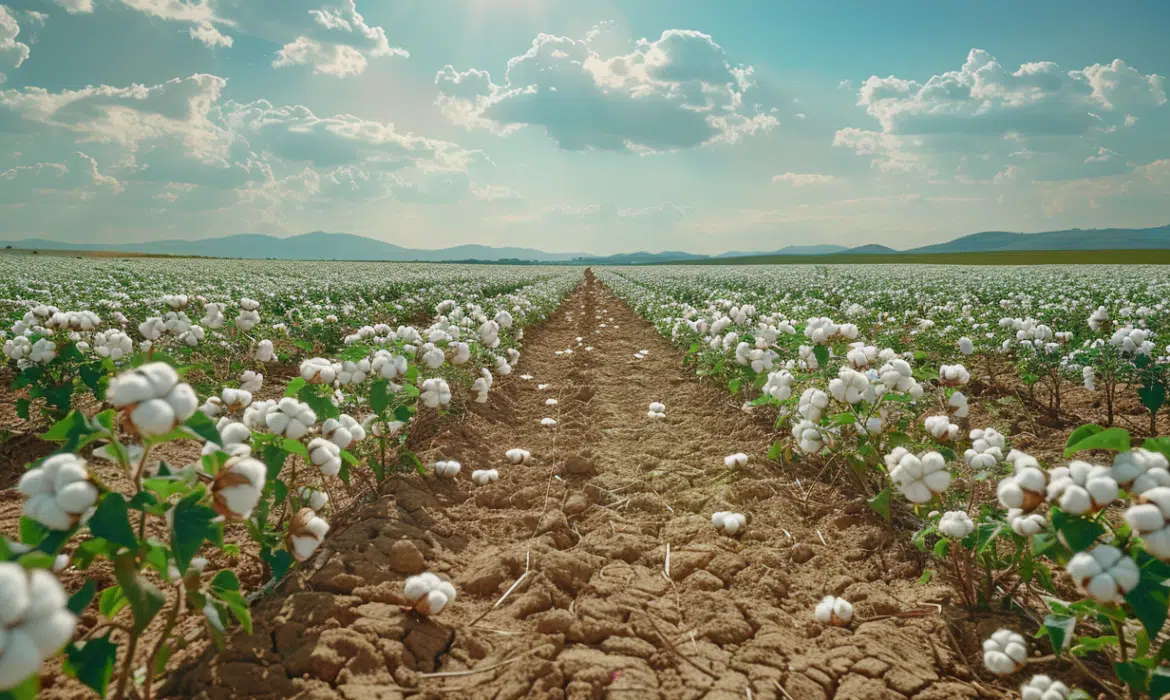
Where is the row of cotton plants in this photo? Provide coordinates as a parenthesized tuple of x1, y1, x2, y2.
(597, 265, 1170, 698)
(0, 261, 580, 697)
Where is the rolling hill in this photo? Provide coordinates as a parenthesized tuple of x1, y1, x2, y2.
(904, 225, 1170, 254)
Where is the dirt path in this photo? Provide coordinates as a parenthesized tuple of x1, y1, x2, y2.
(167, 272, 1003, 700)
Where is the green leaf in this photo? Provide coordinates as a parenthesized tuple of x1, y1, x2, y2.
(1065, 426, 1130, 458)
(1150, 666, 1170, 700)
(766, 441, 784, 461)
(1141, 382, 1167, 415)
(143, 477, 190, 504)
(828, 412, 856, 426)
(1144, 437, 1170, 463)
(18, 517, 48, 547)
(210, 569, 252, 635)
(865, 488, 890, 521)
(262, 444, 288, 481)
(185, 410, 222, 446)
(370, 378, 391, 414)
(98, 585, 127, 618)
(932, 538, 949, 557)
(42, 410, 103, 451)
(282, 438, 310, 461)
(63, 639, 118, 696)
(88, 494, 138, 550)
(916, 569, 933, 585)
(298, 384, 340, 420)
(394, 405, 412, 423)
(284, 376, 308, 397)
(1042, 614, 1076, 654)
(170, 492, 219, 575)
(79, 362, 108, 400)
(113, 555, 166, 634)
(1066, 424, 1104, 448)
(1052, 509, 1105, 552)
(15, 398, 29, 421)
(1126, 571, 1170, 641)
(17, 551, 56, 569)
(340, 449, 358, 466)
(402, 448, 425, 476)
(728, 378, 742, 394)
(67, 579, 97, 616)
(1115, 661, 1150, 692)
(0, 675, 39, 700)
(261, 548, 294, 581)
(42, 383, 74, 415)
(812, 345, 830, 368)
(404, 364, 419, 384)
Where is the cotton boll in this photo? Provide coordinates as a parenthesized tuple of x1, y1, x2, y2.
(939, 364, 970, 386)
(299, 487, 329, 511)
(1046, 461, 1118, 515)
(211, 456, 267, 520)
(813, 596, 853, 626)
(958, 337, 975, 355)
(1020, 675, 1070, 700)
(711, 511, 746, 536)
(300, 358, 336, 385)
(286, 508, 329, 562)
(947, 391, 968, 418)
(1111, 448, 1170, 496)
(308, 438, 343, 477)
(924, 415, 959, 441)
(982, 629, 1027, 675)
(1124, 487, 1170, 560)
(403, 573, 456, 616)
(723, 453, 748, 469)
(239, 370, 263, 393)
(18, 454, 98, 531)
(889, 451, 952, 503)
(434, 460, 462, 478)
(266, 398, 317, 440)
(255, 339, 275, 362)
(106, 362, 198, 437)
(471, 469, 499, 486)
(505, 448, 531, 465)
(938, 511, 975, 538)
(541, 417, 558, 426)
(420, 378, 452, 409)
(1065, 545, 1139, 603)
(0, 563, 77, 688)
(997, 463, 1047, 512)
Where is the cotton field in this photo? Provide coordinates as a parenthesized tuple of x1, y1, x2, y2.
(3, 258, 1170, 698)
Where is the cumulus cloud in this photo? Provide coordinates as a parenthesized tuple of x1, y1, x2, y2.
(434, 26, 776, 152)
(101, 1, 405, 74)
(1085, 146, 1116, 163)
(0, 151, 123, 203)
(772, 172, 838, 186)
(0, 5, 31, 82)
(50, 0, 94, 13)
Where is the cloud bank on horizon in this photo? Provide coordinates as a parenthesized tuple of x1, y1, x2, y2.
(0, 0, 1168, 254)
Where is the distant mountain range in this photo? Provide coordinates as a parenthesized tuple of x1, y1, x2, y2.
(7, 224, 1170, 263)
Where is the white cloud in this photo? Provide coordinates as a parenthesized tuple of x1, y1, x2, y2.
(50, 0, 94, 13)
(1085, 146, 1116, 163)
(772, 172, 838, 186)
(0, 5, 31, 81)
(106, 0, 405, 74)
(434, 26, 776, 152)
(0, 151, 122, 203)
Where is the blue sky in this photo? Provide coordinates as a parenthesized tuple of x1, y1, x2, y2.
(1, 0, 1168, 254)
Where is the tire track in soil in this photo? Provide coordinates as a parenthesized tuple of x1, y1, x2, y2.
(167, 271, 1005, 700)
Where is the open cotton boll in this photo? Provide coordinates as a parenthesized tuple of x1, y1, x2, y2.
(828, 368, 871, 405)
(923, 415, 959, 441)
(299, 487, 329, 511)
(939, 364, 970, 386)
(1111, 448, 1170, 496)
(239, 370, 263, 393)
(938, 511, 975, 538)
(255, 339, 275, 362)
(541, 417, 558, 427)
(403, 572, 457, 616)
(889, 451, 952, 503)
(0, 563, 77, 688)
(266, 398, 317, 440)
(106, 362, 198, 437)
(505, 448, 531, 465)
(997, 464, 1047, 512)
(792, 419, 824, 455)
(1021, 675, 1070, 700)
(211, 456, 267, 520)
(308, 438, 343, 477)
(1046, 461, 1118, 515)
(471, 469, 499, 486)
(300, 358, 337, 385)
(18, 453, 99, 531)
(982, 629, 1027, 675)
(1008, 509, 1046, 536)
(958, 337, 975, 355)
(813, 596, 853, 626)
(711, 511, 746, 536)
(221, 387, 253, 412)
(1066, 545, 1139, 604)
(286, 508, 329, 562)
(947, 391, 968, 418)
(1124, 487, 1170, 560)
(420, 378, 452, 409)
(724, 453, 748, 469)
(322, 414, 365, 450)
(434, 460, 462, 478)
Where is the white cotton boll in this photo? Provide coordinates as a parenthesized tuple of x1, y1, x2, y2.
(420, 378, 452, 409)
(1008, 509, 1046, 537)
(1046, 461, 1118, 515)
(538, 384, 549, 390)
(648, 402, 665, 413)
(982, 629, 1027, 676)
(792, 419, 824, 455)
(939, 511, 975, 538)
(1111, 449, 1170, 495)
(939, 364, 970, 386)
(1020, 675, 1070, 700)
(403, 573, 456, 616)
(221, 387, 253, 412)
(421, 345, 445, 369)
(958, 337, 974, 355)
(308, 438, 343, 477)
(239, 370, 263, 393)
(723, 453, 748, 469)
(1124, 487, 1170, 560)
(711, 511, 746, 536)
(287, 508, 329, 562)
(889, 451, 952, 503)
(449, 342, 471, 365)
(997, 464, 1047, 512)
(434, 460, 462, 478)
(18, 453, 97, 531)
(211, 456, 266, 520)
(299, 487, 329, 511)
(924, 415, 960, 441)
(255, 339, 275, 362)
(0, 563, 77, 687)
(300, 358, 336, 385)
(471, 469, 499, 486)
(798, 388, 829, 422)
(266, 398, 317, 440)
(505, 448, 531, 465)
(947, 391, 968, 418)
(541, 417, 558, 426)
(1066, 545, 1139, 603)
(813, 596, 853, 626)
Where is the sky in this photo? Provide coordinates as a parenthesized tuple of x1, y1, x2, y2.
(0, 0, 1168, 255)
